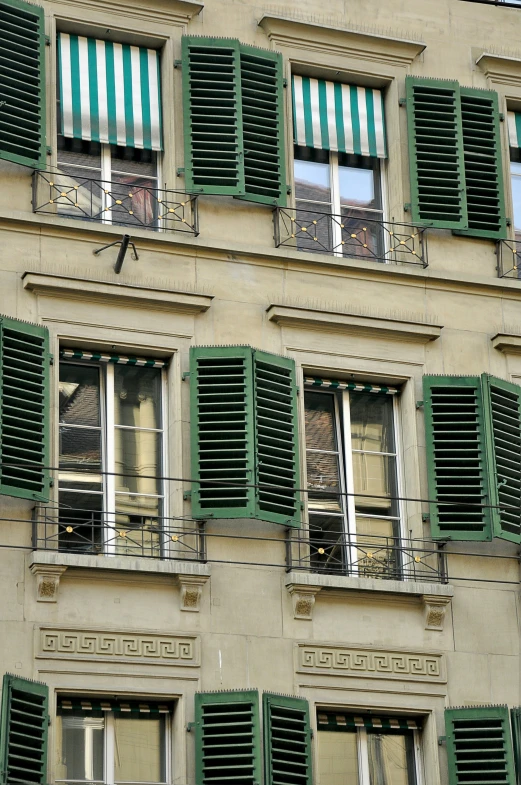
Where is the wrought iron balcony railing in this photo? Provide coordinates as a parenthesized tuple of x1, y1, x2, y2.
(273, 206, 428, 267)
(459, 0, 521, 6)
(286, 529, 448, 583)
(32, 170, 199, 235)
(497, 238, 521, 278)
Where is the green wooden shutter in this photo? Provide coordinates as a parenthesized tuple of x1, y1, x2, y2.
(406, 76, 467, 229)
(423, 376, 492, 541)
(253, 350, 300, 526)
(445, 706, 516, 785)
(511, 708, 521, 785)
(194, 690, 261, 785)
(455, 89, 506, 240)
(0, 673, 49, 785)
(0, 315, 50, 502)
(238, 44, 286, 207)
(263, 694, 312, 785)
(482, 375, 521, 543)
(0, 0, 46, 169)
(190, 346, 255, 519)
(182, 37, 245, 196)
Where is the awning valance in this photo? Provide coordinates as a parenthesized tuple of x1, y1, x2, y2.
(292, 75, 387, 158)
(508, 111, 521, 148)
(58, 32, 162, 151)
(60, 348, 167, 368)
(58, 696, 171, 715)
(317, 712, 420, 731)
(304, 377, 398, 395)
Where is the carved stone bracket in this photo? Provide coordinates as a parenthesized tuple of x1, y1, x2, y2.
(287, 584, 322, 620)
(177, 575, 209, 612)
(30, 564, 68, 603)
(423, 594, 452, 631)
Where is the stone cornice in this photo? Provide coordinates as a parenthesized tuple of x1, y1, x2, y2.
(491, 332, 521, 353)
(50, 0, 203, 27)
(476, 52, 521, 88)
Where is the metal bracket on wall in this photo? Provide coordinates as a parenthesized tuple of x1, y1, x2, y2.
(93, 234, 139, 274)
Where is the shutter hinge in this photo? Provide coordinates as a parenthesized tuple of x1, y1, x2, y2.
(310, 728, 314, 739)
(421, 513, 430, 523)
(499, 113, 504, 121)
(49, 353, 54, 366)
(49, 479, 54, 488)
(438, 736, 446, 746)
(45, 35, 51, 46)
(296, 385, 300, 395)
(404, 203, 411, 212)
(174, 59, 182, 68)
(186, 722, 195, 732)
(182, 371, 190, 380)
(283, 77, 288, 87)
(177, 167, 185, 177)
(399, 97, 407, 106)
(183, 491, 191, 500)
(507, 218, 512, 226)
(300, 502, 305, 510)
(416, 400, 424, 409)
(46, 146, 52, 155)
(286, 184, 292, 194)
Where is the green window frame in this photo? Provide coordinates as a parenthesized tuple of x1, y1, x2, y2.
(0, 0, 46, 169)
(423, 374, 521, 542)
(406, 77, 506, 239)
(0, 315, 50, 502)
(181, 36, 286, 206)
(189, 346, 300, 527)
(0, 673, 49, 785)
(445, 706, 516, 785)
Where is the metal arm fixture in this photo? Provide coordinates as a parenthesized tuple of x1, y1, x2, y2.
(93, 234, 139, 274)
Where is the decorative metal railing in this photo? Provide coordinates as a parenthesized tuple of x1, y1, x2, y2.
(286, 529, 448, 583)
(32, 171, 199, 235)
(459, 0, 521, 6)
(497, 238, 521, 278)
(273, 206, 428, 267)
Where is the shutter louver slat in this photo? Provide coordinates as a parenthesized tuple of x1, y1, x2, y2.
(195, 691, 261, 785)
(406, 77, 467, 229)
(0, 0, 45, 169)
(0, 674, 49, 785)
(0, 316, 50, 502)
(264, 694, 312, 785)
(446, 707, 516, 785)
(423, 376, 492, 541)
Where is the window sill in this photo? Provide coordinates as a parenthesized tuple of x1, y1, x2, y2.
(285, 572, 454, 629)
(28, 551, 210, 610)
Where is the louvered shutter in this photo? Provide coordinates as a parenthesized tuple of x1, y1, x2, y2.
(0, 674, 49, 785)
(263, 694, 312, 785)
(0, 0, 46, 169)
(511, 708, 521, 785)
(253, 350, 300, 526)
(0, 315, 50, 502)
(482, 375, 521, 543)
(238, 44, 286, 207)
(406, 77, 467, 229)
(190, 346, 255, 519)
(194, 690, 261, 785)
(182, 37, 245, 196)
(456, 89, 506, 240)
(445, 706, 516, 785)
(423, 376, 492, 541)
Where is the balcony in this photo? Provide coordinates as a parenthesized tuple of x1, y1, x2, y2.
(459, 0, 521, 5)
(32, 170, 199, 235)
(273, 206, 428, 267)
(497, 238, 521, 278)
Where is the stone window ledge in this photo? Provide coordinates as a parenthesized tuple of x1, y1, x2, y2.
(285, 572, 454, 630)
(28, 551, 210, 611)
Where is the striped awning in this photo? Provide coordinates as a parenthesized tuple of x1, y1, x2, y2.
(58, 697, 171, 715)
(318, 712, 420, 731)
(60, 348, 167, 368)
(292, 75, 387, 158)
(58, 32, 162, 151)
(304, 377, 398, 395)
(508, 111, 521, 148)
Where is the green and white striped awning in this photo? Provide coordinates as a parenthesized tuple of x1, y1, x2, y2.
(305, 377, 398, 395)
(58, 696, 171, 715)
(58, 32, 162, 150)
(60, 348, 167, 368)
(292, 75, 387, 158)
(318, 712, 420, 731)
(508, 112, 521, 148)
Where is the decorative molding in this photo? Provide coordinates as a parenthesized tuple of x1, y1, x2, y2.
(259, 15, 426, 68)
(287, 584, 322, 620)
(476, 52, 521, 88)
(50, 0, 203, 26)
(37, 627, 200, 666)
(296, 643, 446, 682)
(177, 575, 209, 612)
(23, 273, 213, 314)
(491, 332, 521, 353)
(29, 551, 211, 579)
(267, 304, 442, 343)
(30, 564, 68, 603)
(423, 594, 452, 632)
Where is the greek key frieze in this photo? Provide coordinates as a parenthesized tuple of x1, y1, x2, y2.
(298, 645, 444, 682)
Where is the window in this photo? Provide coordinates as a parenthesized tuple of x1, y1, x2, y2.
(304, 381, 401, 576)
(56, 698, 170, 785)
(508, 114, 521, 240)
(294, 146, 384, 258)
(317, 711, 421, 785)
(58, 354, 166, 555)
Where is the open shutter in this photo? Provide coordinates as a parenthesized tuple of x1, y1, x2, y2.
(0, 674, 49, 785)
(182, 37, 245, 196)
(238, 44, 286, 206)
(263, 694, 312, 785)
(253, 351, 300, 526)
(445, 706, 516, 785)
(456, 89, 506, 240)
(0, 315, 50, 502)
(190, 346, 255, 519)
(406, 76, 467, 229)
(0, 0, 46, 169)
(423, 376, 492, 540)
(511, 708, 521, 785)
(194, 690, 261, 785)
(482, 375, 521, 543)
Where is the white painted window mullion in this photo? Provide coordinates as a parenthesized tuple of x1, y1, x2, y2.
(341, 391, 358, 573)
(105, 713, 115, 785)
(329, 151, 343, 255)
(105, 363, 116, 556)
(101, 143, 112, 222)
(357, 727, 370, 785)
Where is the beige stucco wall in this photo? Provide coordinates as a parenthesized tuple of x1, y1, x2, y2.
(1, 1, 521, 784)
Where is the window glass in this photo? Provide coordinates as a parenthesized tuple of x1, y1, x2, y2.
(367, 733, 416, 785)
(294, 146, 331, 204)
(59, 364, 101, 427)
(349, 393, 395, 454)
(59, 714, 104, 782)
(304, 392, 342, 514)
(511, 161, 521, 234)
(318, 730, 359, 785)
(114, 717, 165, 783)
(338, 155, 381, 211)
(114, 366, 162, 429)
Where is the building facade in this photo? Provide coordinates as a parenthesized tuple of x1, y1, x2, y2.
(0, 0, 521, 784)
